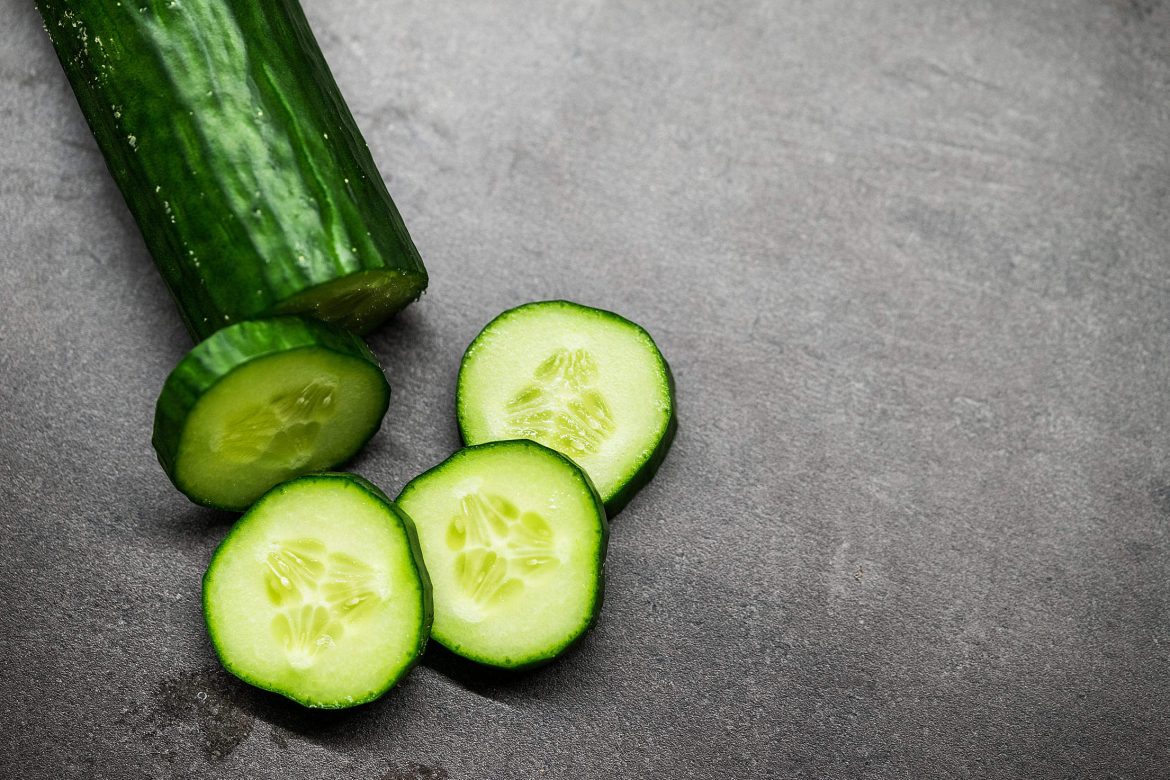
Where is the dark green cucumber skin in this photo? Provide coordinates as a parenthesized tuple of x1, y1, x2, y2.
(37, 0, 426, 340)
(457, 300, 678, 516)
(152, 316, 390, 510)
(396, 439, 608, 670)
(203, 472, 433, 709)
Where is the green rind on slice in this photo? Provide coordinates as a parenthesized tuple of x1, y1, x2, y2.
(153, 317, 390, 511)
(203, 473, 432, 709)
(396, 440, 608, 669)
(457, 300, 676, 514)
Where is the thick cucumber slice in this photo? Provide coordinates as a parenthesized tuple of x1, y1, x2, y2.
(457, 301, 676, 513)
(153, 317, 390, 511)
(396, 441, 607, 669)
(203, 473, 431, 708)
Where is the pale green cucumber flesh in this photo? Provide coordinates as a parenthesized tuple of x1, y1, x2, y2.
(153, 317, 390, 511)
(457, 301, 676, 513)
(203, 473, 431, 709)
(396, 440, 607, 669)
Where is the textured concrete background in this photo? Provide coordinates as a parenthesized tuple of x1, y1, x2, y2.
(2, 0, 1169, 777)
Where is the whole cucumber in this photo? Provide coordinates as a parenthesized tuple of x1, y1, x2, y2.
(38, 0, 427, 339)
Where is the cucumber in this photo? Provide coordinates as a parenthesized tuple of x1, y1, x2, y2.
(457, 301, 676, 513)
(37, 0, 426, 340)
(153, 317, 390, 511)
(203, 473, 431, 708)
(396, 441, 607, 669)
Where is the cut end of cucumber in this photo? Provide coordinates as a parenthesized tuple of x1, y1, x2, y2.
(457, 301, 675, 513)
(274, 268, 427, 335)
(203, 473, 431, 708)
(153, 318, 390, 511)
(397, 440, 607, 669)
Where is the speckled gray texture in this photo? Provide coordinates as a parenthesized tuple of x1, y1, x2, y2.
(2, 0, 1169, 777)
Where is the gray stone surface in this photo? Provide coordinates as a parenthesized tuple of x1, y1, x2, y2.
(2, 0, 1169, 777)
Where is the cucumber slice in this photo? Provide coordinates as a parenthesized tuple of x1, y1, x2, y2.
(396, 440, 607, 669)
(203, 473, 431, 708)
(153, 317, 390, 511)
(457, 301, 676, 513)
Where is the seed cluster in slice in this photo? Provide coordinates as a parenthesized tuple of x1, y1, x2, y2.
(505, 348, 616, 459)
(153, 317, 391, 511)
(264, 538, 384, 669)
(447, 491, 562, 607)
(215, 378, 339, 468)
(397, 440, 607, 669)
(457, 300, 676, 513)
(203, 473, 431, 708)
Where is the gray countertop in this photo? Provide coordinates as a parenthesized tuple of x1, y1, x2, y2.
(2, 0, 1169, 777)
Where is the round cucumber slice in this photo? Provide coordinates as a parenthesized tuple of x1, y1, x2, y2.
(203, 473, 432, 709)
(396, 440, 607, 669)
(153, 317, 390, 511)
(457, 301, 676, 513)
